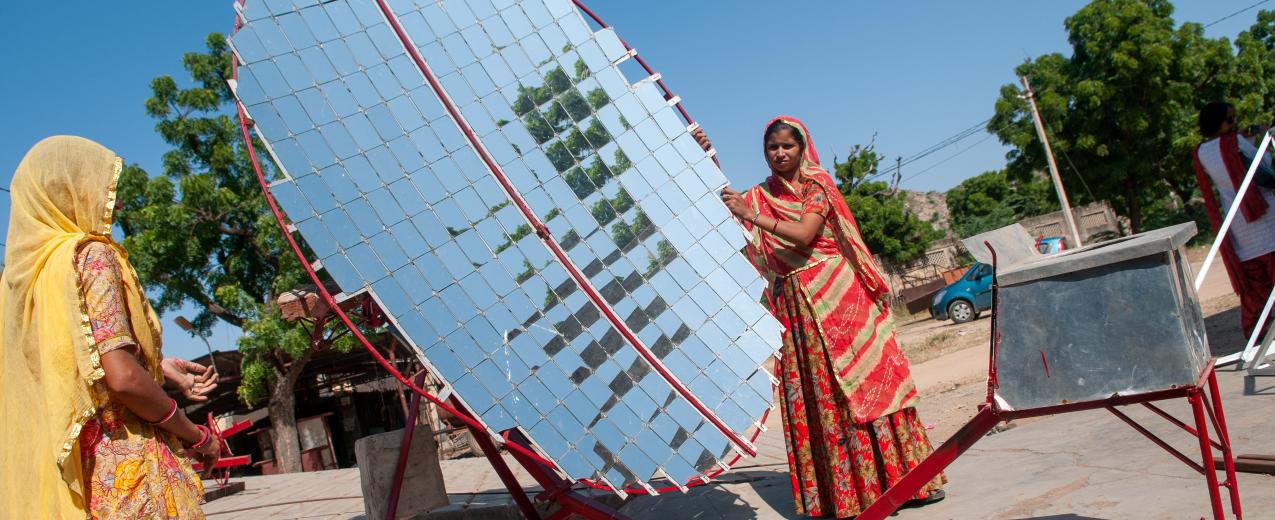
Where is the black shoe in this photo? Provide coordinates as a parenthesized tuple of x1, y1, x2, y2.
(901, 489, 945, 509)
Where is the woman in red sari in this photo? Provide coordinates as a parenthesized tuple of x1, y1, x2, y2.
(715, 117, 945, 517)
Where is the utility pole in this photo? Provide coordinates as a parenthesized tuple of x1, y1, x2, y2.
(1020, 75, 1083, 248)
(891, 156, 902, 195)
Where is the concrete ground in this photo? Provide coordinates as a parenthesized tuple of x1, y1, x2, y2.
(619, 364, 1274, 520)
(204, 364, 1275, 520)
(204, 254, 1275, 519)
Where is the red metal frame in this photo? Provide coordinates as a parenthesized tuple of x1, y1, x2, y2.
(854, 245, 1243, 520)
(191, 413, 253, 488)
(501, 429, 631, 520)
(462, 397, 631, 520)
(384, 370, 427, 520)
(230, 0, 774, 515)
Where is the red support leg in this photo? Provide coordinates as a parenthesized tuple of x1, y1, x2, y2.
(503, 430, 631, 520)
(1141, 402, 1225, 451)
(1190, 390, 1227, 520)
(1107, 406, 1206, 474)
(459, 406, 544, 520)
(1207, 371, 1243, 519)
(386, 371, 427, 520)
(856, 405, 1003, 520)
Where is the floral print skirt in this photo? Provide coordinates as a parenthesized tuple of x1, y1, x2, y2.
(778, 293, 945, 518)
(78, 402, 205, 519)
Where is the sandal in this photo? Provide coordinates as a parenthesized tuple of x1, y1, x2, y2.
(902, 489, 945, 508)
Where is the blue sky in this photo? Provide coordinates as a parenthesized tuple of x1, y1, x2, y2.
(0, 1, 1266, 360)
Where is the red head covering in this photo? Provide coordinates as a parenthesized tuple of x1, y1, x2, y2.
(757, 116, 890, 301)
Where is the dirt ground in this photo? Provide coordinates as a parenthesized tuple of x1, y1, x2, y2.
(895, 312, 990, 365)
(893, 245, 1250, 443)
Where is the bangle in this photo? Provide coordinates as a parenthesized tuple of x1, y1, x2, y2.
(148, 398, 179, 425)
(771, 218, 780, 233)
(186, 425, 212, 450)
(749, 211, 760, 224)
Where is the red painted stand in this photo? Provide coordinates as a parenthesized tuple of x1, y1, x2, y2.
(857, 244, 1243, 520)
(384, 394, 630, 520)
(192, 413, 253, 488)
(857, 365, 1241, 520)
(496, 428, 630, 520)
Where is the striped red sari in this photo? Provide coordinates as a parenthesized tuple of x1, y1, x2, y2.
(741, 117, 944, 517)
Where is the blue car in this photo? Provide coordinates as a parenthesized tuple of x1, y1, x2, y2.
(930, 263, 994, 323)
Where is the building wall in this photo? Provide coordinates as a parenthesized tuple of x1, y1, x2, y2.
(1018, 201, 1121, 245)
(876, 201, 1122, 309)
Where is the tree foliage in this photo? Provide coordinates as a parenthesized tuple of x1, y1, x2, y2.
(947, 170, 1058, 238)
(989, 1, 1275, 234)
(116, 34, 357, 471)
(832, 142, 943, 264)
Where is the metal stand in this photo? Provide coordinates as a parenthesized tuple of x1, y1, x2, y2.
(857, 366, 1241, 520)
(858, 243, 1243, 520)
(384, 371, 427, 520)
(385, 395, 630, 520)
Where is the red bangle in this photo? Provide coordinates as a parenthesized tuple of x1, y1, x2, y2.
(148, 398, 178, 425)
(187, 425, 212, 450)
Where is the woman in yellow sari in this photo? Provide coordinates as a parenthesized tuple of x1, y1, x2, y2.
(0, 136, 220, 518)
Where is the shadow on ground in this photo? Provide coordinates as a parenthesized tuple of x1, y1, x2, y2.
(619, 470, 796, 519)
(1205, 306, 1245, 357)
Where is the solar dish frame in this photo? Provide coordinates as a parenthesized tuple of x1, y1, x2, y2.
(228, 0, 783, 494)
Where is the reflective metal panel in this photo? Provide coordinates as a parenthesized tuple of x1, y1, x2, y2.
(985, 223, 1208, 410)
(232, 0, 781, 490)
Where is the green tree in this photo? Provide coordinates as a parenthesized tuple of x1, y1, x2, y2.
(947, 170, 1058, 238)
(989, 1, 1273, 233)
(832, 141, 943, 264)
(1231, 10, 1275, 126)
(116, 34, 357, 474)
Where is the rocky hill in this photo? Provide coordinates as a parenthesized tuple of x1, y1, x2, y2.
(903, 190, 951, 234)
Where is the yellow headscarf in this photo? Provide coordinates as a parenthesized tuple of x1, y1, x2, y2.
(0, 136, 163, 516)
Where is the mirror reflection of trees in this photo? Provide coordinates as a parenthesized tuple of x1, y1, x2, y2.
(491, 57, 675, 304)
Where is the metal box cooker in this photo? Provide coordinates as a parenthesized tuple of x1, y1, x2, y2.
(963, 222, 1209, 410)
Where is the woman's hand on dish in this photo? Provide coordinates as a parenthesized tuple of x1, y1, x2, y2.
(719, 187, 753, 220)
(692, 127, 712, 152)
(162, 357, 219, 402)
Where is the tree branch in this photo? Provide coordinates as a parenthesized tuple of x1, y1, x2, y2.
(269, 349, 288, 373)
(153, 272, 247, 328)
(192, 292, 245, 328)
(218, 224, 248, 236)
(285, 347, 314, 382)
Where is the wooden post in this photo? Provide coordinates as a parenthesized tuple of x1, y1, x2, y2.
(1021, 75, 1083, 248)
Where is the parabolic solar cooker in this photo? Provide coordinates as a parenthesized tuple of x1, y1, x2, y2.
(228, 0, 785, 498)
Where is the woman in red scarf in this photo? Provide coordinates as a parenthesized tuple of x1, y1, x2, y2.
(1192, 102, 1275, 335)
(713, 117, 945, 517)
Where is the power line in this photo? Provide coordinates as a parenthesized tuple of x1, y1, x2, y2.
(860, 132, 999, 198)
(1204, 0, 1271, 28)
(862, 118, 993, 182)
(903, 133, 998, 183)
(856, 83, 1064, 185)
